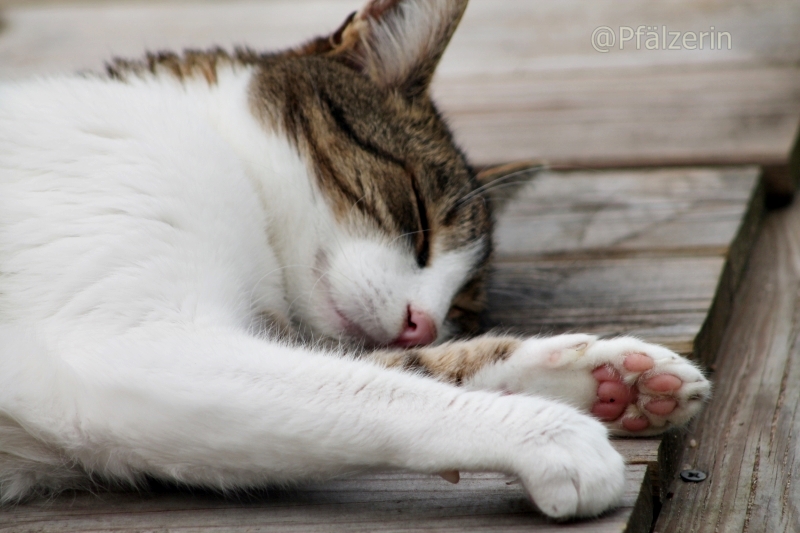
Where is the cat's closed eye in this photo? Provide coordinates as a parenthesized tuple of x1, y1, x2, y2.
(409, 170, 431, 268)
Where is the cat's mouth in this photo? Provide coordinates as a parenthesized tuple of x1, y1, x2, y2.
(314, 249, 385, 347)
(330, 301, 378, 345)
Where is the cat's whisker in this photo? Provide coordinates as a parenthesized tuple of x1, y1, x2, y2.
(456, 166, 547, 207)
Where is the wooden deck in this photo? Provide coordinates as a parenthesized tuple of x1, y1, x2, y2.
(1, 1, 800, 531)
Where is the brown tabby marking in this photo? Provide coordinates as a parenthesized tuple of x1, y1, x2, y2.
(105, 48, 243, 84)
(370, 336, 522, 384)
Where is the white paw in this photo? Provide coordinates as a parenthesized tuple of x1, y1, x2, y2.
(509, 401, 626, 519)
(468, 335, 712, 436)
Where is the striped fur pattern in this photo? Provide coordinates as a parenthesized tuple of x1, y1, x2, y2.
(0, 0, 711, 520)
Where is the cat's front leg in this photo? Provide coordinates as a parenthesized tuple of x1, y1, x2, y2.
(0, 326, 624, 519)
(370, 334, 711, 436)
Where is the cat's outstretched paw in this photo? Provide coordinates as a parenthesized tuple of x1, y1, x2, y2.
(504, 397, 626, 519)
(468, 334, 711, 436)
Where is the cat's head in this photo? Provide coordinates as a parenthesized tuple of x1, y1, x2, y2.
(253, 0, 540, 347)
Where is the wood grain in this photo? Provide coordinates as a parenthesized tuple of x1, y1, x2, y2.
(654, 195, 800, 532)
(495, 167, 760, 260)
(487, 255, 723, 355)
(2, 0, 799, 77)
(437, 65, 800, 172)
(0, 468, 651, 532)
(485, 166, 765, 512)
(489, 167, 764, 364)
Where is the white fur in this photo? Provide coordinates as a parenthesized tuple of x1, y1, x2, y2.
(0, 66, 627, 518)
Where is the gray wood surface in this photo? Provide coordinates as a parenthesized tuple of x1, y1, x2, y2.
(495, 167, 760, 260)
(654, 193, 800, 533)
(0, 469, 651, 533)
(489, 166, 761, 359)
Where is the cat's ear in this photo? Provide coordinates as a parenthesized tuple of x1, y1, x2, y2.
(475, 161, 546, 212)
(297, 0, 469, 99)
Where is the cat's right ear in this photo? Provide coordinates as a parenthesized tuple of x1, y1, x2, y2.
(294, 0, 469, 100)
(475, 161, 547, 213)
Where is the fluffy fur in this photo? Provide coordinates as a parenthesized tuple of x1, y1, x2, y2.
(0, 0, 710, 520)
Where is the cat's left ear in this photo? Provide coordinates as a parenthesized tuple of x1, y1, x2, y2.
(475, 161, 547, 212)
(297, 0, 469, 100)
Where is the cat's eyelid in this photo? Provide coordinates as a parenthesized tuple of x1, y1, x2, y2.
(408, 169, 430, 268)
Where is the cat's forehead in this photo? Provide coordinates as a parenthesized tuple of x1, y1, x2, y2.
(250, 55, 491, 247)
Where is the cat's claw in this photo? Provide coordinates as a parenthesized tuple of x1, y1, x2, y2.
(468, 334, 712, 436)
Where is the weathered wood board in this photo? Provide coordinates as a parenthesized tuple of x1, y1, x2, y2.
(1, 0, 799, 187)
(495, 167, 764, 260)
(0, 469, 652, 533)
(3, 0, 799, 78)
(654, 194, 800, 533)
(484, 165, 762, 507)
(488, 167, 762, 359)
(487, 256, 722, 354)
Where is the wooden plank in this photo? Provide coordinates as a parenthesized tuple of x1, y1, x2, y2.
(653, 179, 800, 532)
(490, 166, 764, 364)
(495, 167, 760, 259)
(486, 255, 723, 355)
(0, 467, 651, 532)
(436, 65, 800, 171)
(2, 0, 799, 77)
(789, 119, 800, 190)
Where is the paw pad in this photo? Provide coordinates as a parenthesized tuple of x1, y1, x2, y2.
(589, 348, 705, 435)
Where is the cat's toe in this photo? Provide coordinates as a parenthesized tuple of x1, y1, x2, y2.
(590, 366, 635, 421)
(622, 352, 654, 372)
(644, 374, 683, 393)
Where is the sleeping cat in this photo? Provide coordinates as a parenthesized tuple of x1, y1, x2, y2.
(0, 0, 711, 520)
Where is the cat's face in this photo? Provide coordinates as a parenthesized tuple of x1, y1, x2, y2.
(250, 0, 537, 347)
(253, 57, 491, 346)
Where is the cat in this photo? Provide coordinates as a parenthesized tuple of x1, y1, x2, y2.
(0, 0, 711, 520)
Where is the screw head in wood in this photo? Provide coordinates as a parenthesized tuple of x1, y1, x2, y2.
(680, 470, 707, 483)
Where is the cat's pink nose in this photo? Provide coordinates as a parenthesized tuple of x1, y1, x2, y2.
(393, 307, 437, 348)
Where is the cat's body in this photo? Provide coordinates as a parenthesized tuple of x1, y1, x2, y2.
(0, 0, 711, 520)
